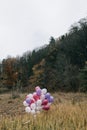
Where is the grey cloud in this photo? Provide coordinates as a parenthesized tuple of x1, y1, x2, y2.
(0, 0, 87, 60)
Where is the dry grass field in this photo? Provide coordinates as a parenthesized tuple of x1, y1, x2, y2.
(0, 92, 87, 130)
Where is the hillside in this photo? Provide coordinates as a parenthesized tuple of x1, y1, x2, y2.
(0, 17, 87, 92)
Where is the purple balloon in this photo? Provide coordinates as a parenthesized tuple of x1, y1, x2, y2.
(45, 93, 50, 99)
(49, 96, 54, 103)
(36, 89, 41, 96)
(26, 98, 31, 104)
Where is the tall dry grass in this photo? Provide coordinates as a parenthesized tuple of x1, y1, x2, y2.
(0, 93, 87, 130)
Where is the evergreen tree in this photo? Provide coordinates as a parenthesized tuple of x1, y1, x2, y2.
(79, 62, 87, 92)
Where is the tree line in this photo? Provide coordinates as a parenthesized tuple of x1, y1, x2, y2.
(0, 17, 87, 92)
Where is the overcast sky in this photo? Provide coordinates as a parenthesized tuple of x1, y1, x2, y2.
(0, 0, 87, 60)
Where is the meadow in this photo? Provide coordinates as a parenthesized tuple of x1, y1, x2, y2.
(0, 92, 87, 130)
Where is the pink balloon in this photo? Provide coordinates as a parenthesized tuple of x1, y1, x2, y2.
(33, 94, 40, 101)
(40, 94, 45, 101)
(35, 86, 40, 91)
(26, 94, 33, 99)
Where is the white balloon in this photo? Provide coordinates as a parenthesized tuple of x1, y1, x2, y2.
(48, 103, 52, 106)
(36, 99, 42, 106)
(36, 106, 42, 111)
(23, 101, 29, 107)
(30, 103, 36, 110)
(25, 107, 31, 113)
(41, 88, 47, 95)
(31, 109, 36, 114)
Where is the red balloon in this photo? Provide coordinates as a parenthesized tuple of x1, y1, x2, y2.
(42, 99, 48, 105)
(42, 105, 50, 111)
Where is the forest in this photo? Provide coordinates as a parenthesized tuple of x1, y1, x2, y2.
(0, 17, 87, 92)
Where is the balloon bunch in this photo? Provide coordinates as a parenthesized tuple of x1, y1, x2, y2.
(23, 86, 54, 114)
